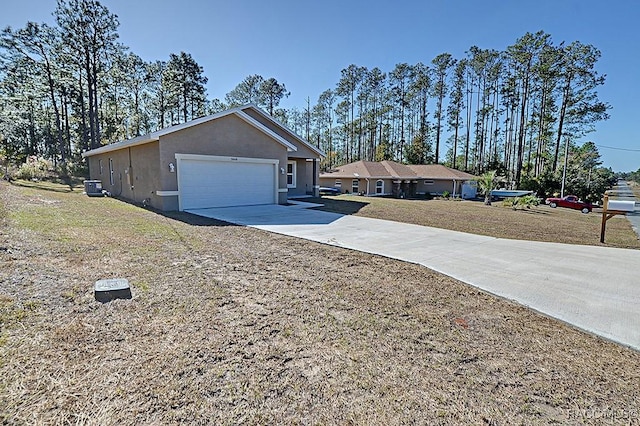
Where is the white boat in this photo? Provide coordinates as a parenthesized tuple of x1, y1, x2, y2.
(490, 189, 534, 199)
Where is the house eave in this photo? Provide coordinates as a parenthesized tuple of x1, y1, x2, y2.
(240, 104, 326, 158)
(234, 110, 297, 152)
(320, 172, 416, 178)
(81, 134, 159, 157)
(81, 105, 305, 158)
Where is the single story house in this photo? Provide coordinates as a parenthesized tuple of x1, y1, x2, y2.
(82, 104, 324, 211)
(319, 160, 477, 198)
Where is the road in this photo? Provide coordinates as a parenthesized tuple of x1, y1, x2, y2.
(613, 180, 640, 239)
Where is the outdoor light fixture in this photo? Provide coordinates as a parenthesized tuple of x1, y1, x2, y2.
(169, 163, 175, 172)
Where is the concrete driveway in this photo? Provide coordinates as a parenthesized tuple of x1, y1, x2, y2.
(188, 204, 640, 351)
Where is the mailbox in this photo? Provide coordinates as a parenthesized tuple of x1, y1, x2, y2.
(606, 199, 635, 212)
(601, 193, 636, 243)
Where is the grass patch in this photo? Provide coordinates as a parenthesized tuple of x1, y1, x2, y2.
(8, 185, 181, 246)
(0, 295, 28, 327)
(10, 178, 83, 193)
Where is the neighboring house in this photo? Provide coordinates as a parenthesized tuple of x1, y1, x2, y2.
(407, 164, 478, 199)
(319, 160, 477, 198)
(82, 104, 324, 211)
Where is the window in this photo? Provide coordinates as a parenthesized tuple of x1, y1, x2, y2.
(287, 160, 296, 188)
(376, 179, 384, 194)
(352, 179, 359, 194)
(424, 179, 434, 185)
(335, 179, 342, 188)
(109, 158, 114, 186)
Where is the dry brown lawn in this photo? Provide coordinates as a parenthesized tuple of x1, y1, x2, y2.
(1, 180, 639, 425)
(312, 195, 640, 249)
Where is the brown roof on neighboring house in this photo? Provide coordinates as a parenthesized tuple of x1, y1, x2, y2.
(320, 160, 418, 179)
(407, 164, 477, 180)
(321, 160, 476, 180)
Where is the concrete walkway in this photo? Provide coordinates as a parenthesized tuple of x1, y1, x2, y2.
(188, 204, 640, 351)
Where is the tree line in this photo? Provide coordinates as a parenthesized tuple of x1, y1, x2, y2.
(0, 1, 614, 198)
(0, 0, 213, 167)
(279, 32, 611, 191)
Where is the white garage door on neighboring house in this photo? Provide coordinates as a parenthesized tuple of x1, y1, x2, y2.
(176, 154, 278, 210)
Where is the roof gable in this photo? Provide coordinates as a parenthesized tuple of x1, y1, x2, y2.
(82, 105, 316, 158)
(240, 105, 325, 158)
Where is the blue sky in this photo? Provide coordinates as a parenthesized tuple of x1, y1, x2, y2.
(4, 0, 640, 171)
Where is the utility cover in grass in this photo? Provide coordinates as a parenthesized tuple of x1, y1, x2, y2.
(95, 278, 131, 303)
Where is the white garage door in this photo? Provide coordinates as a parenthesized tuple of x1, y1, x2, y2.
(176, 154, 277, 210)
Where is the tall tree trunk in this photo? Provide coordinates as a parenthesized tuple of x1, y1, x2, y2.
(528, 103, 537, 176)
(27, 102, 36, 155)
(503, 115, 510, 174)
(183, 84, 188, 123)
(78, 71, 89, 152)
(453, 111, 460, 168)
(41, 55, 65, 162)
(553, 81, 571, 172)
(535, 88, 547, 176)
(464, 78, 472, 171)
(159, 91, 166, 129)
(474, 78, 482, 173)
(63, 88, 71, 158)
(435, 84, 444, 164)
(84, 52, 97, 149)
(91, 53, 101, 147)
(515, 62, 531, 187)
(492, 79, 500, 162)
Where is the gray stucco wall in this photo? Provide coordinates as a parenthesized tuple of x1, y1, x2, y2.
(87, 141, 164, 209)
(287, 158, 314, 197)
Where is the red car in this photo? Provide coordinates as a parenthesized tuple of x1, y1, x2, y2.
(545, 195, 594, 213)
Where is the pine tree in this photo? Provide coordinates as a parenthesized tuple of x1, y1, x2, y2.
(431, 53, 455, 164)
(260, 77, 289, 115)
(55, 0, 120, 149)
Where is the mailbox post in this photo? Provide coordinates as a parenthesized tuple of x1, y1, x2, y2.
(600, 193, 636, 243)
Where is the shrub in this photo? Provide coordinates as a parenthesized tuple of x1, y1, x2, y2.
(14, 156, 50, 180)
(503, 197, 518, 209)
(478, 170, 497, 205)
(441, 190, 450, 199)
(504, 194, 540, 210)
